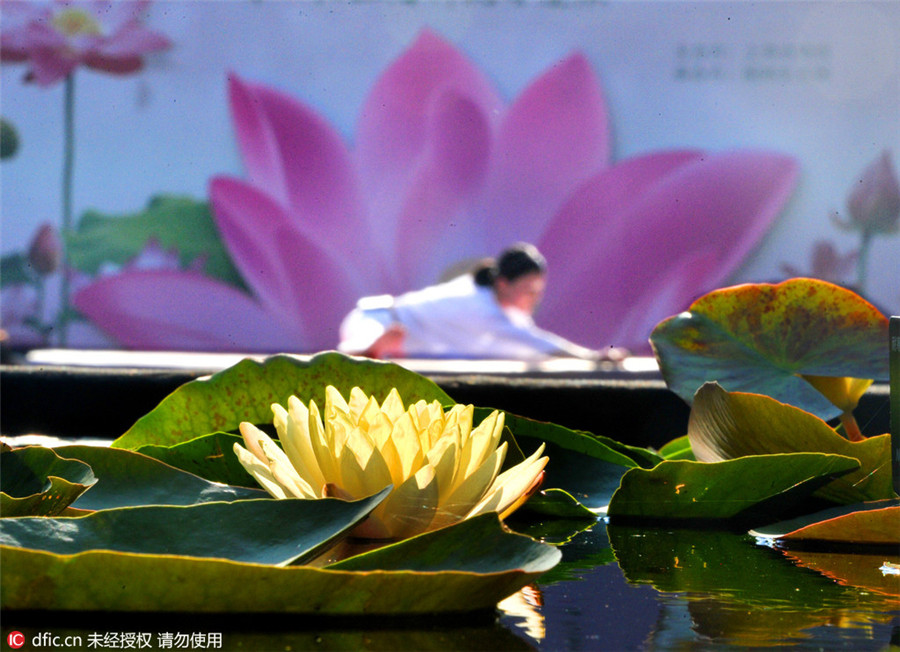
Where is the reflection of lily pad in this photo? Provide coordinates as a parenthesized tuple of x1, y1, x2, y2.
(114, 353, 453, 450)
(778, 549, 900, 602)
(56, 445, 265, 510)
(1, 513, 558, 614)
(688, 383, 893, 504)
(651, 278, 889, 420)
(1, 445, 96, 517)
(1, 489, 390, 567)
(607, 453, 860, 525)
(610, 525, 849, 604)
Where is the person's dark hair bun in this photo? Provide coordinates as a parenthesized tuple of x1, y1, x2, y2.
(473, 260, 498, 287)
(496, 243, 547, 282)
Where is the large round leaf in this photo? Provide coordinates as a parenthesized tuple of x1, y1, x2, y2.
(472, 408, 657, 512)
(331, 513, 559, 573)
(0, 489, 390, 567)
(751, 499, 900, 547)
(54, 445, 266, 510)
(1, 445, 96, 517)
(688, 383, 894, 504)
(650, 278, 889, 420)
(136, 433, 255, 486)
(113, 352, 454, 449)
(0, 514, 559, 614)
(607, 453, 860, 525)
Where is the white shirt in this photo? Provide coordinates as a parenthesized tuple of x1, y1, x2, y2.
(338, 275, 594, 359)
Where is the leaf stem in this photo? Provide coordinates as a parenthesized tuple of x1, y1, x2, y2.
(839, 411, 864, 442)
(59, 73, 76, 347)
(856, 228, 872, 295)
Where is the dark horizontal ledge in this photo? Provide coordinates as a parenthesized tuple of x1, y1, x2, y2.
(0, 355, 891, 449)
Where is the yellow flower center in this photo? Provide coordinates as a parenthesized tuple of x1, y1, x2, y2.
(52, 9, 103, 37)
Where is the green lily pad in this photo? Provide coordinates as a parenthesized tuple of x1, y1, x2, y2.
(67, 195, 244, 287)
(750, 499, 900, 547)
(606, 453, 860, 526)
(0, 513, 558, 614)
(330, 513, 560, 573)
(501, 411, 661, 469)
(54, 445, 266, 510)
(474, 410, 654, 512)
(519, 488, 599, 519)
(113, 353, 454, 450)
(658, 435, 695, 460)
(136, 433, 255, 487)
(1, 445, 96, 517)
(688, 382, 894, 504)
(0, 488, 390, 567)
(650, 278, 889, 420)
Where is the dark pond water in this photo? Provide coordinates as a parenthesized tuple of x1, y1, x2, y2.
(3, 517, 898, 651)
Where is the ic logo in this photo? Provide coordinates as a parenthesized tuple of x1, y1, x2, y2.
(6, 631, 25, 649)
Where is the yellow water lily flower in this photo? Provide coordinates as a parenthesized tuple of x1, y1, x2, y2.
(234, 386, 548, 539)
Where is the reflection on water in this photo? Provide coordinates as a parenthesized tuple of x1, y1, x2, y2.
(498, 519, 900, 650)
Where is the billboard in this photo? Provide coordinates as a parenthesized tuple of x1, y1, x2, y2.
(2, 1, 898, 356)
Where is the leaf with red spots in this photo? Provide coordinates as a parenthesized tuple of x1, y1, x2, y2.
(650, 279, 889, 420)
(112, 352, 453, 450)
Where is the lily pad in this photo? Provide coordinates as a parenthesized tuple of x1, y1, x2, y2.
(500, 411, 661, 469)
(135, 433, 255, 487)
(688, 383, 894, 504)
(330, 513, 560, 573)
(606, 453, 860, 526)
(751, 499, 900, 547)
(0, 488, 390, 567)
(0, 513, 558, 614)
(519, 488, 599, 519)
(658, 435, 695, 460)
(650, 278, 889, 420)
(1, 445, 96, 517)
(54, 445, 266, 510)
(114, 352, 454, 449)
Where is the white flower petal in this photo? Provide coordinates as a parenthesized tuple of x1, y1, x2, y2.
(233, 442, 289, 499)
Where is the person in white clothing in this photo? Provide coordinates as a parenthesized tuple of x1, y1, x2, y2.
(337, 243, 600, 360)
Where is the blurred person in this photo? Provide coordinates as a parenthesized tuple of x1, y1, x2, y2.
(338, 243, 604, 360)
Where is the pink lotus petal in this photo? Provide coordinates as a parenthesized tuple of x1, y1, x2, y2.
(227, 74, 289, 205)
(210, 176, 362, 341)
(537, 149, 799, 351)
(390, 90, 493, 289)
(355, 29, 503, 256)
(474, 52, 610, 246)
(538, 150, 705, 284)
(1, 0, 170, 85)
(227, 74, 365, 254)
(27, 46, 79, 85)
(268, 225, 360, 351)
(93, 22, 172, 57)
(73, 270, 300, 352)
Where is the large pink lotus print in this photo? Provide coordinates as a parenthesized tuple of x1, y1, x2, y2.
(74, 29, 799, 354)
